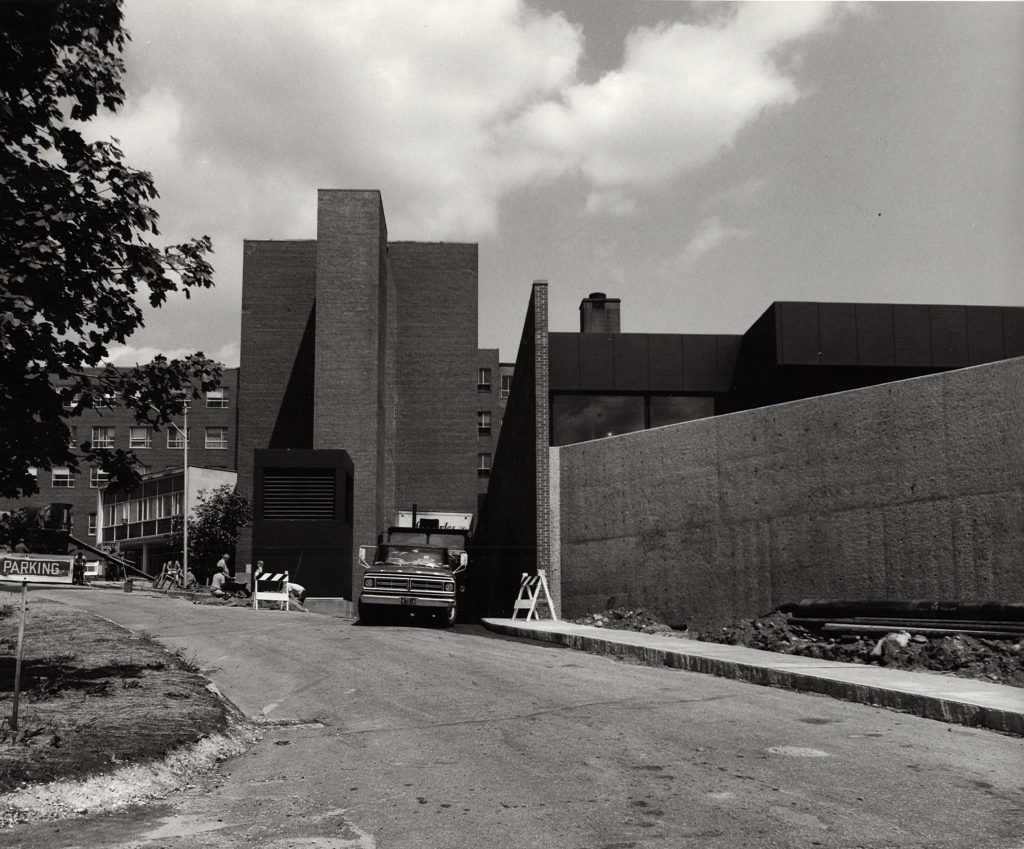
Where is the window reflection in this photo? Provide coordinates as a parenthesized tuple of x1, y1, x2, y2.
(649, 395, 714, 428)
(552, 395, 645, 446)
(551, 393, 715, 446)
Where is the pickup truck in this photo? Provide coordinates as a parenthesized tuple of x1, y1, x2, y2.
(358, 540, 467, 627)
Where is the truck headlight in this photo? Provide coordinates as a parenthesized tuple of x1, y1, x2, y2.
(444, 581, 455, 592)
(363, 577, 375, 589)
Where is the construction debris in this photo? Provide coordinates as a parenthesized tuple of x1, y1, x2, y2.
(691, 610, 1024, 688)
(572, 606, 1023, 687)
(571, 607, 675, 634)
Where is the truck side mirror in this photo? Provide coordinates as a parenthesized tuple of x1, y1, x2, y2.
(359, 546, 377, 569)
(450, 551, 468, 574)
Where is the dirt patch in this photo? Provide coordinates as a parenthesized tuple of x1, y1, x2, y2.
(573, 607, 1024, 687)
(0, 597, 231, 796)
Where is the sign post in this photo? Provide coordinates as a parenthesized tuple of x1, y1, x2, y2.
(2, 554, 75, 731)
(11, 581, 27, 731)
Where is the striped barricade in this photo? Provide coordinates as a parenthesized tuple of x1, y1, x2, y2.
(253, 570, 290, 611)
(511, 569, 557, 621)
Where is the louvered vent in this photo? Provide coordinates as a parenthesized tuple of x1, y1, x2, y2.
(262, 469, 336, 520)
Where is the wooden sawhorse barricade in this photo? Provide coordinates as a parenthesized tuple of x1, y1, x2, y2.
(253, 571, 290, 611)
(511, 569, 558, 621)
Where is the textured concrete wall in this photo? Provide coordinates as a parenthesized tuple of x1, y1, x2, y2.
(556, 357, 1024, 630)
(390, 242, 478, 515)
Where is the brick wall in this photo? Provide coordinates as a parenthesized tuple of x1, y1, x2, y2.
(475, 281, 547, 616)
(554, 356, 1024, 630)
(390, 242, 478, 515)
(313, 190, 391, 586)
(1, 368, 239, 552)
(236, 239, 317, 567)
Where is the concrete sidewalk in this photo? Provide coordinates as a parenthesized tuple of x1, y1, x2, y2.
(482, 617, 1024, 736)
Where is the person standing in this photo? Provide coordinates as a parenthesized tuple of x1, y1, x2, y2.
(216, 552, 231, 576)
(72, 548, 87, 585)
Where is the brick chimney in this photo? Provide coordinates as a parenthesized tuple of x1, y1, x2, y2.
(579, 292, 621, 334)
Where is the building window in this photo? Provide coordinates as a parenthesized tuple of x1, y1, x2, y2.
(477, 453, 491, 478)
(28, 466, 37, 478)
(477, 411, 491, 436)
(52, 467, 74, 488)
(206, 387, 229, 408)
(167, 427, 189, 449)
(88, 513, 97, 536)
(68, 425, 78, 447)
(205, 426, 229, 450)
(551, 394, 645, 446)
(648, 395, 714, 429)
(500, 374, 512, 399)
(478, 367, 492, 391)
(129, 426, 152, 449)
(90, 466, 110, 488)
(90, 426, 115, 448)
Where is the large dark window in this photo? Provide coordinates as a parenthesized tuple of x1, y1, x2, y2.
(649, 395, 714, 428)
(552, 395, 645, 446)
(551, 393, 715, 446)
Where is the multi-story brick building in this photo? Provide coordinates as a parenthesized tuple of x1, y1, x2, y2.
(0, 369, 239, 564)
(236, 190, 507, 597)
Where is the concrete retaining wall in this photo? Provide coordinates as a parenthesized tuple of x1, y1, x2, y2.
(555, 357, 1024, 630)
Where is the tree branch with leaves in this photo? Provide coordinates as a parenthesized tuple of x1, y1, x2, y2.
(1, 0, 221, 499)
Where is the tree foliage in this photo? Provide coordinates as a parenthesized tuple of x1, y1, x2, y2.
(171, 485, 252, 578)
(0, 0, 221, 499)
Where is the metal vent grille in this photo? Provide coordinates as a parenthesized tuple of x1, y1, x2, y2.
(262, 469, 336, 521)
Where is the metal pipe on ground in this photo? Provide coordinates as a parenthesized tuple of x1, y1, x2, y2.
(779, 599, 1024, 622)
(819, 623, 1024, 640)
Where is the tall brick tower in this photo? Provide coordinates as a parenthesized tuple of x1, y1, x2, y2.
(239, 190, 480, 598)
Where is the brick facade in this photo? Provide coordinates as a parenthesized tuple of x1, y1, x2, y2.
(236, 239, 318, 567)
(390, 242, 478, 516)
(237, 190, 486, 597)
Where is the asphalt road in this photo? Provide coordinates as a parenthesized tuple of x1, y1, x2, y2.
(8, 589, 1024, 848)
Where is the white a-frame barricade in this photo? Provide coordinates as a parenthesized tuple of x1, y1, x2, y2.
(511, 569, 557, 621)
(253, 571, 289, 611)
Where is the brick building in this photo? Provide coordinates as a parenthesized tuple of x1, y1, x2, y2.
(236, 190, 505, 597)
(0, 369, 239, 565)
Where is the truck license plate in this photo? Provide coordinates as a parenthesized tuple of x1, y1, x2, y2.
(400, 597, 417, 605)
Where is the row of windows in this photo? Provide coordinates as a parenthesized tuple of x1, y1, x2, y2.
(62, 388, 230, 411)
(102, 491, 182, 528)
(477, 368, 512, 398)
(31, 464, 151, 489)
(83, 425, 229, 450)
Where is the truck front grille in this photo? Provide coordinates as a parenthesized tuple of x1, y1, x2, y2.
(410, 578, 446, 593)
(374, 577, 409, 591)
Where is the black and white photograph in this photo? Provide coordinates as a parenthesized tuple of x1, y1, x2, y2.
(1, 1, 1022, 846)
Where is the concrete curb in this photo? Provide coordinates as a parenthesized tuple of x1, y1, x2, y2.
(482, 619, 1024, 736)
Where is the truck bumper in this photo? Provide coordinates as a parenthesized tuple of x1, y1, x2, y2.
(359, 593, 454, 609)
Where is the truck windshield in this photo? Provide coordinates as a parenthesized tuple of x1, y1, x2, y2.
(379, 546, 446, 567)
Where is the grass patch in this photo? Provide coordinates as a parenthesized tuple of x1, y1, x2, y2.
(0, 598, 228, 793)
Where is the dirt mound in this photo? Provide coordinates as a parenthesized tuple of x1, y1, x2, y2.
(571, 607, 675, 635)
(692, 611, 1024, 687)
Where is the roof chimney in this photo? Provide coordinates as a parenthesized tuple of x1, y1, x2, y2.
(579, 292, 621, 334)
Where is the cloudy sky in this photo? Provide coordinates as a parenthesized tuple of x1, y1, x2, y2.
(95, 0, 1024, 367)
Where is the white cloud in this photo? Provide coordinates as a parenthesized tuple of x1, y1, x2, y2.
(100, 0, 847, 245)
(678, 216, 753, 268)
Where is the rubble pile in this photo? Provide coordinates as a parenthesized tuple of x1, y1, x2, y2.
(693, 611, 1024, 687)
(571, 607, 675, 635)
